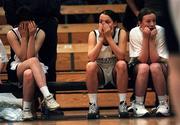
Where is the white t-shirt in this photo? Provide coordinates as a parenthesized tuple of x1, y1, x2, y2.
(129, 25, 169, 59)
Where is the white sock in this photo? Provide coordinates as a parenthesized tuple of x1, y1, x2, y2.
(118, 93, 126, 102)
(23, 101, 32, 111)
(88, 93, 97, 105)
(40, 86, 51, 98)
(135, 96, 144, 104)
(158, 95, 167, 103)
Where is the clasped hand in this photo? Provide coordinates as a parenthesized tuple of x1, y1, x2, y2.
(98, 23, 112, 44)
(141, 27, 157, 40)
(19, 21, 37, 39)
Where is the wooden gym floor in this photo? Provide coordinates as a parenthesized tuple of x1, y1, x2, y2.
(0, 109, 179, 125)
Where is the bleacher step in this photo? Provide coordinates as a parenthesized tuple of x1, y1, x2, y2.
(56, 91, 156, 109)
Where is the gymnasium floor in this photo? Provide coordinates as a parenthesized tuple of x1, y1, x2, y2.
(0, 109, 179, 125)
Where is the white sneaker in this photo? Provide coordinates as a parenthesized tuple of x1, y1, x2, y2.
(128, 100, 135, 112)
(44, 94, 60, 111)
(133, 102, 150, 117)
(156, 101, 169, 116)
(22, 109, 33, 120)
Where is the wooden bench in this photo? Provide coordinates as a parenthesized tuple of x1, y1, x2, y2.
(1, 43, 157, 109)
(0, 23, 123, 45)
(0, 3, 157, 109)
(61, 4, 126, 15)
(60, 4, 126, 23)
(0, 4, 127, 25)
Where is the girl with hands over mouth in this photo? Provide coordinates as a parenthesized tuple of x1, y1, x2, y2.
(86, 10, 129, 119)
(128, 8, 169, 117)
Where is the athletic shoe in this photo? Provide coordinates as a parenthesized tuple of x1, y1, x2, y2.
(44, 94, 60, 111)
(22, 109, 33, 121)
(118, 101, 129, 118)
(128, 100, 135, 113)
(87, 103, 100, 119)
(132, 102, 150, 117)
(156, 101, 170, 116)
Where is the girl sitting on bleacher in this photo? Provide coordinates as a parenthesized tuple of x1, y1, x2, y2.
(86, 10, 129, 119)
(6, 6, 61, 120)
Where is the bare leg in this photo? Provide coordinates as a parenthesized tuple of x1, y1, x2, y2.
(22, 69, 35, 102)
(17, 57, 60, 117)
(86, 62, 100, 93)
(169, 55, 180, 119)
(135, 64, 149, 96)
(150, 63, 167, 96)
(17, 57, 46, 88)
(114, 60, 128, 93)
(86, 61, 102, 118)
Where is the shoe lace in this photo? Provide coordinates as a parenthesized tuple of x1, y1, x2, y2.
(23, 109, 32, 118)
(157, 101, 168, 109)
(128, 100, 135, 111)
(48, 98, 56, 105)
(135, 102, 146, 110)
(23, 108, 31, 113)
(119, 102, 128, 112)
(44, 94, 56, 104)
(89, 103, 97, 113)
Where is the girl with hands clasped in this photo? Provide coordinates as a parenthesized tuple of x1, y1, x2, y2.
(6, 6, 61, 120)
(86, 10, 129, 119)
(128, 8, 169, 117)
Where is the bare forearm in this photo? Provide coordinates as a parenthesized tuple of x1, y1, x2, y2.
(107, 37, 125, 60)
(27, 36, 36, 58)
(88, 42, 103, 62)
(138, 38, 149, 63)
(149, 40, 159, 62)
(19, 37, 28, 61)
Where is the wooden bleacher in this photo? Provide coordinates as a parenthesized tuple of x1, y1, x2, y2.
(60, 4, 126, 15)
(0, 3, 157, 109)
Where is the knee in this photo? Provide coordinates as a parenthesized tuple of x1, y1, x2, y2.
(115, 60, 127, 72)
(137, 64, 150, 75)
(86, 62, 98, 74)
(23, 69, 33, 81)
(150, 63, 161, 74)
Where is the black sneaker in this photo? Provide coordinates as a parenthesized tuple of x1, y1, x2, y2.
(118, 101, 129, 118)
(87, 103, 100, 119)
(41, 100, 64, 120)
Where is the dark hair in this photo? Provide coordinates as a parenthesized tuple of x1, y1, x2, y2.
(16, 6, 34, 24)
(138, 8, 157, 22)
(100, 10, 118, 22)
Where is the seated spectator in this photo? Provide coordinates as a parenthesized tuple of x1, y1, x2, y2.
(0, 39, 8, 84)
(128, 8, 169, 117)
(6, 6, 61, 120)
(86, 10, 129, 119)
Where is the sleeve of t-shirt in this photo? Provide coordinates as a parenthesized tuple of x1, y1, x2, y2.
(129, 28, 142, 58)
(156, 27, 169, 59)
